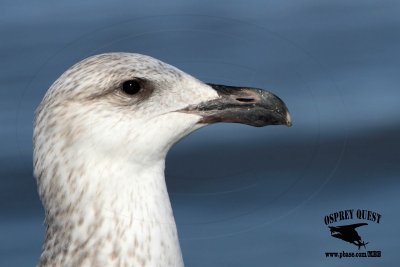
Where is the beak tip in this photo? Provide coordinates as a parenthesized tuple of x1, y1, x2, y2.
(285, 112, 292, 127)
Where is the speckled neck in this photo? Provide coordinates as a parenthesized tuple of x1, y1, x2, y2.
(37, 155, 184, 267)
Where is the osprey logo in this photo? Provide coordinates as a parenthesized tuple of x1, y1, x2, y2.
(324, 209, 382, 259)
(329, 223, 368, 249)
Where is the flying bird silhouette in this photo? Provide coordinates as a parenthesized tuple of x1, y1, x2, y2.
(329, 223, 369, 249)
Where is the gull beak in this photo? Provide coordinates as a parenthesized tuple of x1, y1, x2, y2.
(180, 83, 292, 127)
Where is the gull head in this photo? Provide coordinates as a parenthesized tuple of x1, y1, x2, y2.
(35, 53, 291, 167)
(33, 53, 291, 266)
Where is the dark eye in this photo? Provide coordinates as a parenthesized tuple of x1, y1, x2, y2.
(122, 80, 141, 95)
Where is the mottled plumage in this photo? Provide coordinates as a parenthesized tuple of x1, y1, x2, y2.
(34, 53, 291, 267)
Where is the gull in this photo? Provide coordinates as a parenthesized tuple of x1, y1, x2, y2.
(33, 53, 291, 267)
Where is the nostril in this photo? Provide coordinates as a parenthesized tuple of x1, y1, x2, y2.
(236, 97, 255, 103)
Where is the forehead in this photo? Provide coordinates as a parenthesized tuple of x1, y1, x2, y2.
(43, 53, 190, 108)
(64, 53, 182, 82)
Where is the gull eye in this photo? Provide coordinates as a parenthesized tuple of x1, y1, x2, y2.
(122, 80, 141, 95)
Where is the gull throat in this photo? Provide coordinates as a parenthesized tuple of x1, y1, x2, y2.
(38, 149, 183, 266)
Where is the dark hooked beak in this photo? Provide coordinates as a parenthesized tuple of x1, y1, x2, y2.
(180, 83, 292, 127)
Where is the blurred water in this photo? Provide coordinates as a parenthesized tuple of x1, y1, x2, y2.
(0, 0, 399, 266)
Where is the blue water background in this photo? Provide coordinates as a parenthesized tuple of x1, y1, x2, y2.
(0, 1, 399, 266)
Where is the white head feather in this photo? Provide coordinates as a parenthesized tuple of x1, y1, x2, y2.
(34, 53, 218, 267)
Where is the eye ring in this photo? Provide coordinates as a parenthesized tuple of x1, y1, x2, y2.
(122, 80, 141, 95)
